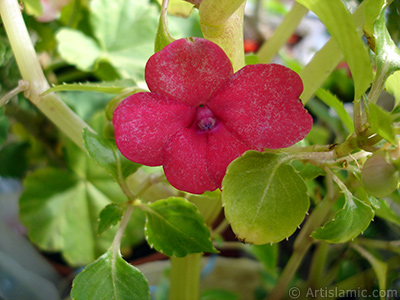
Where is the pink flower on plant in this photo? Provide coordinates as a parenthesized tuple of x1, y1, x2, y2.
(113, 38, 313, 194)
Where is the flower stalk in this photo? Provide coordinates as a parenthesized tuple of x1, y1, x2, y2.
(199, 0, 246, 71)
(0, 0, 90, 150)
(169, 253, 202, 300)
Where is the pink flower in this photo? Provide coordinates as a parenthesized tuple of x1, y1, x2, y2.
(113, 38, 313, 194)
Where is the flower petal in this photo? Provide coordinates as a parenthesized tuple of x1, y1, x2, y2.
(209, 64, 313, 149)
(163, 128, 218, 194)
(207, 124, 251, 186)
(145, 38, 233, 106)
(113, 92, 195, 166)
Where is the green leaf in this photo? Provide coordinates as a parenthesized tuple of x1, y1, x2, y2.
(0, 108, 9, 145)
(312, 195, 374, 243)
(0, 142, 29, 178)
(98, 203, 126, 235)
(19, 168, 117, 265)
(60, 92, 113, 122)
(373, 4, 400, 76)
(363, 0, 385, 51)
(368, 103, 396, 145)
(83, 128, 140, 181)
(71, 248, 150, 300)
(386, 0, 400, 45)
(42, 79, 136, 96)
(386, 70, 400, 107)
(56, 0, 159, 80)
(367, 196, 400, 227)
(296, 0, 373, 100)
(222, 151, 310, 244)
(186, 189, 222, 226)
(292, 160, 325, 181)
(56, 28, 102, 71)
(375, 199, 400, 226)
(315, 88, 354, 133)
(19, 140, 145, 266)
(143, 197, 217, 257)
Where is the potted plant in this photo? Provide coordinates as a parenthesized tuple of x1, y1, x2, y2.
(0, 0, 399, 299)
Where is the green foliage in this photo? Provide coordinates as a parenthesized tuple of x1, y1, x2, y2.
(292, 160, 325, 181)
(222, 151, 309, 244)
(387, 0, 400, 44)
(154, 1, 175, 52)
(244, 244, 278, 270)
(312, 195, 374, 243)
(296, 0, 373, 100)
(315, 88, 354, 133)
(60, 91, 113, 121)
(0, 142, 29, 178)
(352, 245, 388, 296)
(43, 79, 136, 95)
(245, 54, 260, 65)
(357, 185, 400, 227)
(0, 40, 7, 66)
(156, 0, 194, 17)
(368, 103, 396, 145)
(71, 248, 150, 300)
(19, 141, 144, 266)
(22, 0, 42, 17)
(385, 70, 400, 107)
(98, 203, 126, 235)
(0, 107, 9, 145)
(143, 197, 217, 257)
(19, 167, 119, 265)
(56, 0, 159, 80)
(363, 0, 385, 51)
(82, 128, 141, 182)
(371, 1, 400, 76)
(370, 197, 400, 227)
(200, 289, 240, 300)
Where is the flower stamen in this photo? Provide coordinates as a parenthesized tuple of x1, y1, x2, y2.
(196, 105, 217, 132)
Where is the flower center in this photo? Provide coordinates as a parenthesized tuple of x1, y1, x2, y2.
(196, 105, 217, 132)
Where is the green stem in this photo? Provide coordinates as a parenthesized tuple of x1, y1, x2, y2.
(199, 0, 245, 25)
(305, 242, 329, 291)
(112, 203, 135, 260)
(199, 1, 246, 71)
(353, 98, 367, 135)
(0, 80, 29, 107)
(169, 253, 202, 300)
(257, 2, 308, 64)
(368, 63, 390, 104)
(0, 0, 90, 149)
(168, 194, 222, 300)
(267, 194, 335, 300)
